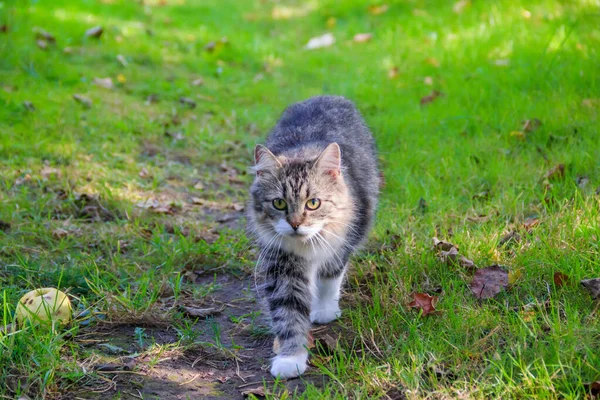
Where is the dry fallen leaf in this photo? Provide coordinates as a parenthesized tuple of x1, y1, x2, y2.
(136, 199, 176, 214)
(85, 26, 103, 38)
(138, 168, 150, 178)
(93, 77, 114, 89)
(353, 33, 373, 43)
(470, 265, 509, 299)
(368, 4, 389, 15)
(181, 305, 224, 318)
(314, 333, 339, 353)
(420, 90, 443, 105)
(34, 28, 56, 42)
(553, 272, 569, 287)
(408, 292, 439, 316)
(73, 94, 92, 108)
(439, 247, 475, 270)
(388, 66, 399, 79)
(179, 97, 196, 108)
(581, 278, 600, 299)
(584, 381, 600, 397)
(523, 217, 539, 231)
(41, 166, 60, 179)
(544, 164, 565, 181)
(52, 228, 69, 239)
(522, 118, 542, 133)
(305, 33, 335, 50)
(433, 237, 457, 252)
(240, 386, 266, 398)
(0, 24, 7, 33)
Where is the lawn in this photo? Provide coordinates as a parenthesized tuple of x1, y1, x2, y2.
(1, 0, 599, 398)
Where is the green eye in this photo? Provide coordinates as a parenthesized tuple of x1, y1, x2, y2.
(272, 198, 287, 210)
(305, 198, 321, 210)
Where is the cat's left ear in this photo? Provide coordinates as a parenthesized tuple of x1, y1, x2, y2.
(315, 143, 341, 178)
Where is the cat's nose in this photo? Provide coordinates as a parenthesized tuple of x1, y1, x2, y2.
(288, 218, 302, 231)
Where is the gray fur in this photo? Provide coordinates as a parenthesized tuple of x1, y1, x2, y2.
(247, 96, 379, 377)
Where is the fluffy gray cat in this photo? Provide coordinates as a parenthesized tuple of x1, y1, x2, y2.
(247, 96, 379, 378)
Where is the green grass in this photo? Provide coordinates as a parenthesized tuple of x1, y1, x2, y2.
(1, 0, 599, 398)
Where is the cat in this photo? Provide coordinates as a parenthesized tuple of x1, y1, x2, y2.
(247, 96, 379, 378)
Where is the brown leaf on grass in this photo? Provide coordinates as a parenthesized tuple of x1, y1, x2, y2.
(73, 94, 92, 108)
(93, 77, 113, 89)
(522, 118, 542, 133)
(34, 28, 55, 42)
(584, 381, 600, 397)
(420, 90, 443, 105)
(85, 26, 103, 38)
(23, 101, 35, 111)
(138, 168, 150, 178)
(136, 199, 177, 214)
(470, 265, 509, 299)
(52, 228, 69, 239)
(441, 247, 476, 270)
(553, 272, 569, 287)
(179, 97, 196, 108)
(388, 66, 399, 79)
(41, 166, 60, 179)
(581, 278, 600, 299)
(544, 164, 565, 181)
(36, 39, 48, 50)
(523, 217, 539, 231)
(368, 4, 389, 15)
(181, 305, 224, 318)
(0, 24, 7, 33)
(240, 386, 266, 398)
(353, 33, 373, 43)
(432, 237, 457, 252)
(408, 293, 439, 316)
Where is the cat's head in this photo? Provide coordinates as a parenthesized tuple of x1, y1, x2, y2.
(248, 143, 352, 249)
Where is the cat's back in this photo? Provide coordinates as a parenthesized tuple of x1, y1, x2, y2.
(265, 96, 376, 158)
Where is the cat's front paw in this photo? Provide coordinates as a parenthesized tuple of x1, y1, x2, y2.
(310, 306, 341, 324)
(270, 352, 308, 378)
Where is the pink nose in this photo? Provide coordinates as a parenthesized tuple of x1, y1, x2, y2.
(288, 219, 301, 230)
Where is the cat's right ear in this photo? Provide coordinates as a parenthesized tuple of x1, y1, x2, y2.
(253, 144, 282, 176)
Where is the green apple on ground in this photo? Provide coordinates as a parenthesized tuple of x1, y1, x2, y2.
(16, 288, 72, 326)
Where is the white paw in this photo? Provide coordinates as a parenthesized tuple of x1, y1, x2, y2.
(270, 352, 308, 378)
(310, 306, 341, 324)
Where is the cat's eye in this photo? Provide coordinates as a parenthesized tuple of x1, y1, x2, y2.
(305, 198, 321, 210)
(272, 198, 287, 210)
